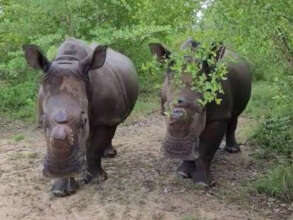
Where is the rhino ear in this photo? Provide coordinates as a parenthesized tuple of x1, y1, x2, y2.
(80, 45, 107, 73)
(90, 45, 107, 69)
(180, 38, 200, 51)
(202, 60, 210, 75)
(210, 42, 226, 62)
(149, 43, 171, 63)
(22, 44, 50, 72)
(202, 42, 226, 75)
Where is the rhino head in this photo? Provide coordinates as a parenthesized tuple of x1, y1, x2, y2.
(23, 41, 107, 178)
(149, 40, 225, 160)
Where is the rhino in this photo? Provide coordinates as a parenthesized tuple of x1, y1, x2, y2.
(23, 38, 138, 196)
(149, 39, 252, 186)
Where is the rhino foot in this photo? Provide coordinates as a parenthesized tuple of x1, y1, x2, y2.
(103, 145, 117, 158)
(193, 180, 216, 188)
(194, 181, 209, 189)
(176, 161, 195, 179)
(191, 160, 213, 187)
(83, 168, 108, 184)
(51, 177, 79, 197)
(225, 145, 241, 153)
(191, 172, 210, 187)
(191, 170, 216, 188)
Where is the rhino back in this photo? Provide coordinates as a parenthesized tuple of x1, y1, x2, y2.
(56, 38, 91, 60)
(206, 49, 252, 121)
(88, 47, 138, 126)
(225, 51, 252, 115)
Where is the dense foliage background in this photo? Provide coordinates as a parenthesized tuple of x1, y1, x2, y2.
(0, 0, 197, 119)
(0, 0, 292, 202)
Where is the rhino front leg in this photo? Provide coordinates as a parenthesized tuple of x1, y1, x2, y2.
(37, 87, 44, 128)
(84, 155, 107, 184)
(192, 120, 227, 186)
(160, 80, 167, 116)
(51, 177, 79, 197)
(84, 125, 116, 183)
(176, 161, 195, 178)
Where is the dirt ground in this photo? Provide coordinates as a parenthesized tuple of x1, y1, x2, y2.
(0, 114, 292, 220)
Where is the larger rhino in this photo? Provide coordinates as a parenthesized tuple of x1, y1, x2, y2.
(149, 39, 252, 186)
(23, 38, 138, 196)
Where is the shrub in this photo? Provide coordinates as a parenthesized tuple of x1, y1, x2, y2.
(252, 76, 293, 158)
(250, 76, 293, 202)
(255, 164, 293, 202)
(0, 81, 38, 120)
(254, 116, 293, 156)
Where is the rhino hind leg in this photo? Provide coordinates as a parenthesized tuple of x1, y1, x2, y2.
(103, 145, 117, 158)
(102, 125, 117, 158)
(192, 121, 227, 186)
(176, 161, 195, 178)
(84, 125, 116, 184)
(225, 116, 241, 153)
(51, 177, 79, 197)
(103, 138, 117, 158)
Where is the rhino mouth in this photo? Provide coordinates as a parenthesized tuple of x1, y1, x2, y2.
(162, 132, 199, 160)
(43, 147, 86, 178)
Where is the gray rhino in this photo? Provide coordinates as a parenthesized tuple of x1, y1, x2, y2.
(23, 38, 138, 196)
(149, 39, 252, 186)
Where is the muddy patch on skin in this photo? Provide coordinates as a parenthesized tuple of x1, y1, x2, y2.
(0, 115, 291, 220)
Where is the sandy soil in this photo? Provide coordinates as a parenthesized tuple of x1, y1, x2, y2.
(0, 114, 291, 220)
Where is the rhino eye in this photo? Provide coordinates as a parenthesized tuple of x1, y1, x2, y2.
(42, 114, 50, 130)
(82, 118, 87, 127)
(39, 114, 45, 126)
(176, 97, 190, 108)
(79, 112, 88, 129)
(177, 97, 187, 104)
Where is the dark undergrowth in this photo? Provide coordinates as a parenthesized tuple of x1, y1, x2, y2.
(246, 79, 293, 203)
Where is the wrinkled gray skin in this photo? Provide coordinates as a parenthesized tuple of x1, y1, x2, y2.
(23, 38, 138, 196)
(149, 39, 252, 186)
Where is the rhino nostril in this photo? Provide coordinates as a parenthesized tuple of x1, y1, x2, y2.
(171, 108, 185, 119)
(54, 110, 68, 124)
(173, 109, 182, 114)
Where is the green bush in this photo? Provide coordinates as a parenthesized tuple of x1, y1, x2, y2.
(253, 115, 293, 157)
(0, 81, 38, 119)
(252, 76, 293, 158)
(0, 0, 198, 119)
(255, 164, 293, 202)
(250, 76, 293, 202)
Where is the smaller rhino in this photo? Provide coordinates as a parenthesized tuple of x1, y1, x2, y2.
(149, 39, 252, 186)
(23, 38, 138, 196)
